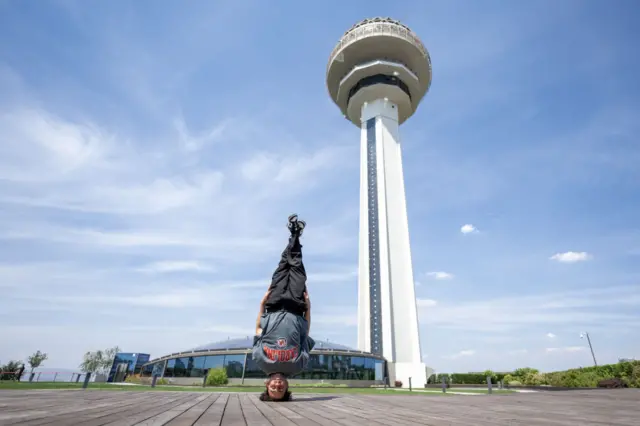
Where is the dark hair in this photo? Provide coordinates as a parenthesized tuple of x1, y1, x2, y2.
(259, 390, 292, 402)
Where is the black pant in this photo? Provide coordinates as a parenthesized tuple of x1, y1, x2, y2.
(264, 234, 307, 316)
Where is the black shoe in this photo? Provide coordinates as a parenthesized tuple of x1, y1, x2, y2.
(297, 220, 306, 237)
(288, 213, 298, 228)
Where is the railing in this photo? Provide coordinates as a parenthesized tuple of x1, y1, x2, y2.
(0, 370, 88, 383)
(327, 20, 430, 71)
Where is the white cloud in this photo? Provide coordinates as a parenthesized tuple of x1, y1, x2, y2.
(416, 298, 438, 308)
(444, 349, 476, 359)
(550, 251, 592, 263)
(546, 333, 556, 338)
(427, 271, 454, 280)
(136, 261, 215, 273)
(460, 224, 478, 234)
(545, 346, 585, 353)
(418, 285, 640, 333)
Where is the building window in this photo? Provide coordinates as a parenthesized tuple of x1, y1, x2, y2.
(203, 355, 225, 371)
(164, 359, 176, 378)
(224, 354, 245, 379)
(173, 357, 188, 378)
(244, 356, 268, 379)
(189, 356, 206, 377)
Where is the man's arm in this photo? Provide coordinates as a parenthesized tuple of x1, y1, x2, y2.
(304, 291, 311, 335)
(255, 302, 265, 336)
(256, 290, 271, 335)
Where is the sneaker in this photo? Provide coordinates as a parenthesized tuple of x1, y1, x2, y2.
(288, 214, 298, 235)
(297, 220, 306, 237)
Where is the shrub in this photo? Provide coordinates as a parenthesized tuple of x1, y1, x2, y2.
(394, 380, 403, 388)
(0, 361, 21, 381)
(206, 368, 228, 386)
(431, 361, 640, 388)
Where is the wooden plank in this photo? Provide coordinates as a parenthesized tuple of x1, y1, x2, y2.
(1, 389, 639, 426)
(268, 401, 319, 426)
(1, 392, 152, 425)
(219, 394, 246, 426)
(193, 393, 229, 426)
(286, 400, 348, 426)
(76, 394, 195, 426)
(246, 394, 297, 426)
(238, 394, 270, 426)
(164, 394, 220, 426)
(101, 393, 198, 426)
(131, 394, 210, 426)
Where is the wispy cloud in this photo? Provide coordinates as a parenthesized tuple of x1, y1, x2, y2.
(418, 285, 640, 333)
(550, 252, 593, 263)
(427, 271, 454, 280)
(546, 333, 556, 339)
(136, 261, 215, 274)
(545, 347, 585, 354)
(444, 349, 476, 359)
(417, 298, 438, 308)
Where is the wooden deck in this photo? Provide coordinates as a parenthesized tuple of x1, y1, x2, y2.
(0, 389, 638, 425)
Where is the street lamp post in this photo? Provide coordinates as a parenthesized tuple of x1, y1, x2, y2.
(580, 332, 598, 367)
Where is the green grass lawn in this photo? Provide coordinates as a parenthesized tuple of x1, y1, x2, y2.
(0, 381, 513, 395)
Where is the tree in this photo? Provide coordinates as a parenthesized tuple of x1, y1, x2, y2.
(27, 350, 48, 373)
(0, 361, 21, 381)
(79, 346, 121, 375)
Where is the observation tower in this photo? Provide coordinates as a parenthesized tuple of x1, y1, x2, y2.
(326, 17, 432, 388)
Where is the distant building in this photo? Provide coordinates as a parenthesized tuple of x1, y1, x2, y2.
(107, 352, 150, 383)
(140, 337, 387, 386)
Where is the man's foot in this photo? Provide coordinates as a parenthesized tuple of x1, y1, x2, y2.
(287, 214, 305, 237)
(297, 220, 306, 237)
(287, 214, 298, 235)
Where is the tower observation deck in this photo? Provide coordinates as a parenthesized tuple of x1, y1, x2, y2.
(326, 18, 432, 388)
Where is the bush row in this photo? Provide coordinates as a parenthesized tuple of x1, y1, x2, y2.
(427, 362, 640, 388)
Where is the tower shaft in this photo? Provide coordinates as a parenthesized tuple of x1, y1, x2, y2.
(357, 98, 424, 385)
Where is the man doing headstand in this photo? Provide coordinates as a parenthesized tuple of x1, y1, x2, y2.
(252, 214, 315, 402)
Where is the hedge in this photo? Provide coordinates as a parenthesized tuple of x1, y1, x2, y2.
(428, 361, 640, 388)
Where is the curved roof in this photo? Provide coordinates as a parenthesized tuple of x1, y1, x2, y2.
(190, 337, 357, 352)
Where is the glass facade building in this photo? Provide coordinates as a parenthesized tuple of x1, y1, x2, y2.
(108, 352, 150, 383)
(141, 338, 386, 382)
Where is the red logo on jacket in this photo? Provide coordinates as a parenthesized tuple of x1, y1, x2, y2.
(263, 343, 299, 362)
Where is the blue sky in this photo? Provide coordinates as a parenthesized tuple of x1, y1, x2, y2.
(1, 0, 639, 374)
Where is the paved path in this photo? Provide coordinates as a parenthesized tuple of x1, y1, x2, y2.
(0, 389, 638, 425)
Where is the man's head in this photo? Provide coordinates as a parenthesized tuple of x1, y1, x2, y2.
(260, 373, 291, 401)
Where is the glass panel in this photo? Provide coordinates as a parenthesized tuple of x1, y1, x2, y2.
(141, 363, 153, 377)
(164, 359, 176, 378)
(244, 356, 268, 379)
(224, 354, 245, 379)
(364, 357, 375, 380)
(134, 354, 150, 374)
(152, 362, 164, 378)
(349, 356, 366, 380)
(203, 355, 225, 371)
(173, 357, 189, 378)
(190, 356, 206, 378)
(305, 354, 329, 380)
(374, 359, 385, 381)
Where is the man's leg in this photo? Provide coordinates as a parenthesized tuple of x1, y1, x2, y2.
(264, 220, 307, 316)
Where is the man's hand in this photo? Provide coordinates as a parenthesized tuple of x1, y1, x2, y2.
(303, 291, 310, 310)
